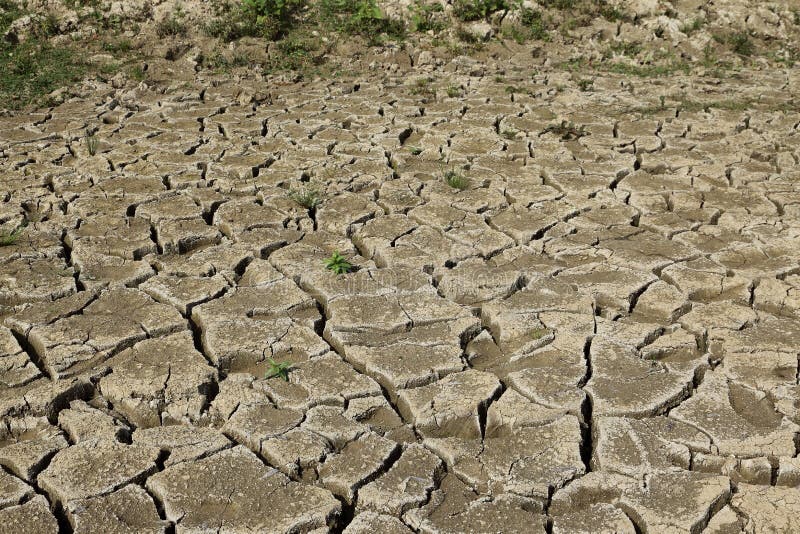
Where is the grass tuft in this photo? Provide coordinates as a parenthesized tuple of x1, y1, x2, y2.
(0, 221, 27, 247)
(287, 185, 321, 209)
(86, 133, 99, 156)
(156, 6, 188, 38)
(443, 168, 469, 190)
(452, 0, 512, 22)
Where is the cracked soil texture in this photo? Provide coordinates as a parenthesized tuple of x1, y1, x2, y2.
(1, 1, 800, 532)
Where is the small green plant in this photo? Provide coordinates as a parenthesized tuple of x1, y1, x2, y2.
(680, 17, 704, 35)
(605, 40, 642, 58)
(0, 221, 27, 247)
(102, 38, 133, 54)
(317, 0, 404, 41)
(530, 327, 548, 340)
(540, 0, 575, 8)
(128, 64, 147, 81)
(287, 185, 321, 209)
(206, 0, 304, 40)
(85, 133, 99, 156)
(504, 7, 548, 43)
(265, 357, 291, 381)
(410, 77, 435, 96)
(577, 78, 593, 91)
(443, 168, 469, 190)
(598, 4, 628, 21)
(409, 147, 423, 155)
(156, 5, 188, 38)
(454, 26, 483, 45)
(323, 251, 353, 274)
(271, 33, 322, 71)
(409, 0, 445, 32)
(452, 0, 513, 22)
(446, 84, 461, 98)
(728, 32, 754, 56)
(243, 0, 303, 20)
(543, 121, 588, 140)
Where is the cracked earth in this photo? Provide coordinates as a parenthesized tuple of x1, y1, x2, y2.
(2, 8, 800, 534)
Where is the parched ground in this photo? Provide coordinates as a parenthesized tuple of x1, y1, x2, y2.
(1, 0, 800, 532)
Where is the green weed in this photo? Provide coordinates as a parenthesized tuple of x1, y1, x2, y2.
(728, 32, 754, 56)
(265, 357, 291, 380)
(503, 7, 549, 43)
(603, 60, 691, 77)
(206, 0, 303, 40)
(410, 77, 435, 96)
(272, 33, 322, 71)
(317, 0, 404, 42)
(156, 5, 188, 37)
(443, 168, 469, 190)
(452, 0, 513, 22)
(287, 185, 321, 209)
(102, 38, 133, 54)
(605, 40, 642, 58)
(408, 0, 445, 32)
(200, 49, 252, 71)
(128, 64, 146, 81)
(323, 251, 353, 274)
(539, 0, 575, 8)
(530, 327, 548, 340)
(0, 221, 27, 246)
(0, 2, 85, 109)
(86, 133, 99, 155)
(598, 4, 628, 21)
(680, 17, 704, 35)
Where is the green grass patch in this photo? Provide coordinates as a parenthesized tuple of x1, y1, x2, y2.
(0, 40, 85, 109)
(408, 0, 445, 32)
(559, 55, 692, 78)
(156, 7, 188, 38)
(205, 0, 303, 40)
(713, 31, 755, 57)
(443, 168, 469, 190)
(452, 0, 513, 22)
(0, 2, 86, 109)
(317, 0, 404, 42)
(605, 40, 642, 58)
(503, 7, 549, 43)
(0, 221, 26, 246)
(680, 17, 704, 35)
